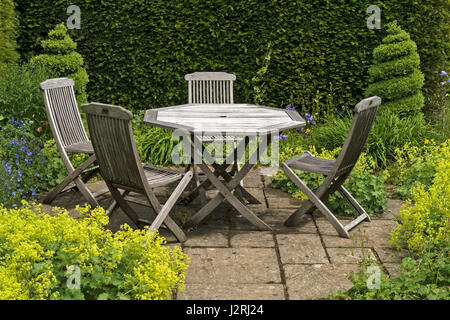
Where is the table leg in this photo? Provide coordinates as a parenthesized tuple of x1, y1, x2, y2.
(183, 135, 271, 231)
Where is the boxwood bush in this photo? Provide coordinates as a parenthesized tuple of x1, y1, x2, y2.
(0, 203, 189, 300)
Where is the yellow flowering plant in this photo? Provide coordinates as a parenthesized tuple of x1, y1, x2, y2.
(390, 146, 450, 254)
(0, 203, 189, 300)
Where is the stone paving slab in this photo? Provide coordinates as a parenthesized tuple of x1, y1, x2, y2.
(384, 263, 403, 278)
(178, 284, 285, 300)
(374, 247, 410, 263)
(42, 169, 408, 300)
(284, 264, 359, 300)
(276, 233, 329, 264)
(231, 208, 317, 233)
(183, 248, 282, 284)
(183, 226, 229, 248)
(327, 247, 375, 264)
(264, 188, 303, 209)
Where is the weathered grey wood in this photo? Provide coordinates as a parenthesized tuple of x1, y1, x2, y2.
(40, 78, 105, 207)
(283, 96, 381, 238)
(42, 155, 96, 204)
(146, 104, 305, 135)
(183, 135, 271, 230)
(185, 72, 238, 197)
(82, 102, 193, 242)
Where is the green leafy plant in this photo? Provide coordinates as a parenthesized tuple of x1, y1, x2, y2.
(0, 119, 46, 208)
(366, 21, 425, 114)
(329, 246, 449, 300)
(30, 23, 88, 104)
(0, 203, 189, 300)
(390, 143, 450, 254)
(309, 111, 439, 168)
(0, 120, 84, 208)
(387, 140, 448, 199)
(272, 146, 387, 217)
(0, 63, 53, 138)
(138, 127, 179, 166)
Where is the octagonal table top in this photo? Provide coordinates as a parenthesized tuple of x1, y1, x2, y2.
(144, 103, 306, 135)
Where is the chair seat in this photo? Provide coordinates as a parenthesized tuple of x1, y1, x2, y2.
(284, 152, 336, 175)
(142, 164, 184, 187)
(65, 141, 94, 154)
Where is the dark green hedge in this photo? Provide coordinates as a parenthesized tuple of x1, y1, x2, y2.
(15, 0, 449, 115)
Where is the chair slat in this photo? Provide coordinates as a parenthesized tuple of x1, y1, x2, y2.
(185, 72, 235, 105)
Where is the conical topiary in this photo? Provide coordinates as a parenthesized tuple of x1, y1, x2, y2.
(30, 23, 88, 104)
(365, 21, 424, 114)
(0, 0, 19, 70)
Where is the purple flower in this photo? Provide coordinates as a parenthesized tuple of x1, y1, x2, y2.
(297, 127, 302, 133)
(285, 105, 295, 111)
(278, 134, 288, 140)
(305, 113, 316, 125)
(435, 111, 440, 121)
(441, 81, 447, 86)
(440, 70, 447, 77)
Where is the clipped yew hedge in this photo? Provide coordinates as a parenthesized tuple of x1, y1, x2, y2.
(15, 0, 449, 114)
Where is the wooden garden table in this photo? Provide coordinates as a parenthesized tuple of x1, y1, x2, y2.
(144, 103, 305, 230)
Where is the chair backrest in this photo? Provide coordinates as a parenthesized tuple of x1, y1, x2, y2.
(333, 96, 381, 175)
(185, 72, 236, 104)
(40, 78, 89, 148)
(82, 102, 147, 192)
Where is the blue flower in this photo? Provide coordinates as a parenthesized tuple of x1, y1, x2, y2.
(305, 113, 316, 125)
(441, 81, 447, 86)
(285, 105, 295, 111)
(435, 111, 440, 121)
(440, 70, 447, 77)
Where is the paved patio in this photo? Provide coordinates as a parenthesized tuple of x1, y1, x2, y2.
(40, 168, 408, 300)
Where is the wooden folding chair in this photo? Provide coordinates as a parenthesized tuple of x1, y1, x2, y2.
(184, 72, 245, 203)
(82, 102, 192, 242)
(282, 96, 381, 238)
(40, 78, 110, 207)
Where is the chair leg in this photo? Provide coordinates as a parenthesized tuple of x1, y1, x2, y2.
(282, 163, 350, 238)
(337, 185, 371, 232)
(146, 172, 192, 243)
(234, 141, 244, 188)
(108, 186, 140, 229)
(43, 155, 97, 205)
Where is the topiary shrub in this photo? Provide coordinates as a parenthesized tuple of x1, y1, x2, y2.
(366, 22, 425, 114)
(0, 203, 189, 300)
(30, 23, 88, 104)
(0, 0, 19, 70)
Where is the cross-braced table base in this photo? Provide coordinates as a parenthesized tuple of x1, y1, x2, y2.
(183, 135, 272, 231)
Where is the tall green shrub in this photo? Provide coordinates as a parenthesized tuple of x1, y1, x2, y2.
(30, 23, 88, 104)
(0, 0, 19, 69)
(366, 22, 425, 114)
(0, 63, 52, 137)
(14, 1, 449, 113)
